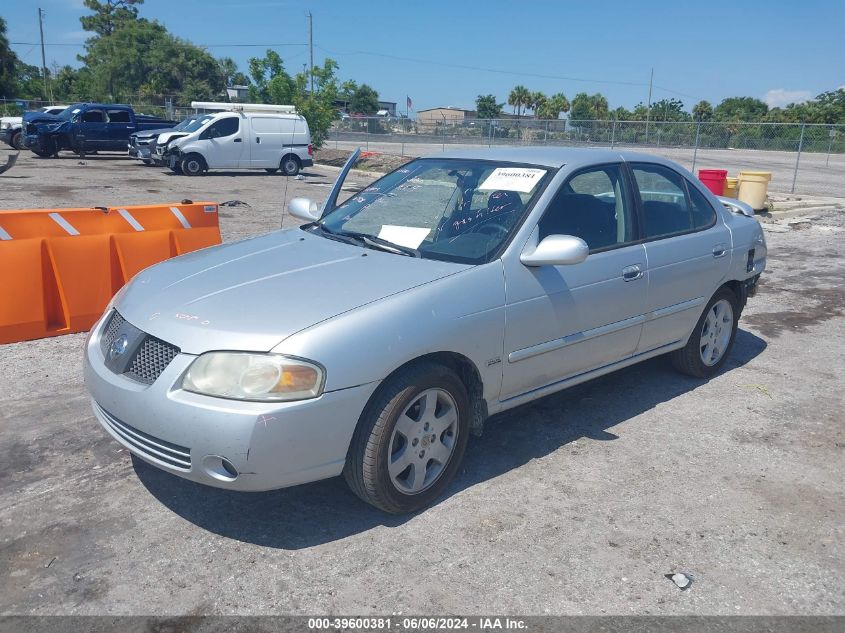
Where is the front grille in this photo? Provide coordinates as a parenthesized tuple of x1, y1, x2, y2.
(97, 403, 191, 470)
(100, 310, 180, 385)
(126, 336, 180, 385)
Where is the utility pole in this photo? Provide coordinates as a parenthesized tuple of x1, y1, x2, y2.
(645, 67, 653, 144)
(38, 8, 50, 102)
(307, 11, 314, 94)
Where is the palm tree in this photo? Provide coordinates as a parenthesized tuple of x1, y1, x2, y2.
(591, 93, 609, 120)
(508, 85, 531, 118)
(530, 91, 547, 118)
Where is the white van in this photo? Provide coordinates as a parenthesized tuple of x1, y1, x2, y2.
(163, 102, 313, 176)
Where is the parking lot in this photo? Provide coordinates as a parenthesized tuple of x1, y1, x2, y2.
(1, 151, 843, 615)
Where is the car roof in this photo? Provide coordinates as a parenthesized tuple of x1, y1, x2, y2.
(431, 146, 683, 170)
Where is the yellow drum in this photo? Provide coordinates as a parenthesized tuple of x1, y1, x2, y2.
(737, 171, 772, 210)
(723, 176, 738, 198)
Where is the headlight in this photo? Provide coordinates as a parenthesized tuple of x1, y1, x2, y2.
(1, 122, 9, 129)
(182, 353, 325, 402)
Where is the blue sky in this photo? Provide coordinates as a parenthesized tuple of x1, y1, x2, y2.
(4, 0, 844, 111)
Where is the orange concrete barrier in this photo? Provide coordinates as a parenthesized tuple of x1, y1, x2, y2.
(0, 202, 221, 344)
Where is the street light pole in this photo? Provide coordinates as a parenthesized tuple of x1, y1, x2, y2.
(307, 12, 314, 94)
(38, 8, 50, 102)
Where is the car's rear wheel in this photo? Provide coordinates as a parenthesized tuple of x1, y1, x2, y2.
(671, 287, 739, 378)
(11, 131, 23, 150)
(281, 154, 300, 176)
(344, 362, 469, 514)
(181, 153, 206, 176)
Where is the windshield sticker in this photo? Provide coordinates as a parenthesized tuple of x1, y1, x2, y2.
(479, 168, 547, 193)
(378, 225, 431, 249)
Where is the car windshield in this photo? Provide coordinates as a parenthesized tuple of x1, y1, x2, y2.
(317, 158, 553, 264)
(181, 114, 215, 133)
(57, 105, 82, 121)
(174, 116, 199, 131)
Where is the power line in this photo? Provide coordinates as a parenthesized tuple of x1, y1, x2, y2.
(11, 41, 307, 48)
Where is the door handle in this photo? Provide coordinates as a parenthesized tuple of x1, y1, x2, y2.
(233, 138, 242, 143)
(255, 136, 261, 144)
(622, 264, 643, 281)
(712, 244, 728, 258)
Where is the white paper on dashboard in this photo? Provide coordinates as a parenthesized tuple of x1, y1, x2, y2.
(378, 225, 431, 249)
(479, 168, 547, 193)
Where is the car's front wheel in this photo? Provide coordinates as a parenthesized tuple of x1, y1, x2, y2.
(344, 362, 469, 513)
(181, 153, 206, 176)
(11, 131, 23, 150)
(671, 287, 739, 378)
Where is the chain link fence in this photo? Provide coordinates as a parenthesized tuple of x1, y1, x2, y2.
(329, 117, 845, 197)
(3, 99, 842, 197)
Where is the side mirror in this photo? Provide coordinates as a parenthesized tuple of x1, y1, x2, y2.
(520, 234, 589, 267)
(288, 197, 320, 223)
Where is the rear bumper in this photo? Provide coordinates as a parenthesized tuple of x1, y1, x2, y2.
(302, 158, 314, 167)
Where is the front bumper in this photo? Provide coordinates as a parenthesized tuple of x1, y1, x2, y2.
(83, 311, 379, 491)
(128, 145, 151, 160)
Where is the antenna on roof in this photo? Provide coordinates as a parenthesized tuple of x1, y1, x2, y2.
(190, 102, 297, 114)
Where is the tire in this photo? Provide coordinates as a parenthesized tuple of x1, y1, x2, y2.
(344, 362, 470, 514)
(11, 131, 23, 150)
(169, 161, 183, 174)
(670, 287, 739, 378)
(280, 154, 300, 176)
(264, 168, 278, 174)
(181, 153, 206, 177)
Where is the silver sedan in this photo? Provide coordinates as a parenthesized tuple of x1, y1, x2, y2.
(83, 147, 766, 513)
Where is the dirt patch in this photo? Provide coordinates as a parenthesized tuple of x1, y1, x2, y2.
(744, 286, 845, 337)
(314, 148, 411, 174)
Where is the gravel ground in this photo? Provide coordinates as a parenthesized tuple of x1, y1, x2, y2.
(0, 151, 843, 616)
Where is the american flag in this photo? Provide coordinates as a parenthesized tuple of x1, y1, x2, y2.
(406, 96, 413, 111)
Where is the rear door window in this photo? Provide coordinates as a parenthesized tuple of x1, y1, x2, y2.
(687, 182, 717, 229)
(631, 163, 695, 239)
(106, 109, 131, 123)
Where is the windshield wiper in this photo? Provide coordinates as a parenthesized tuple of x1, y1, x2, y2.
(339, 230, 421, 258)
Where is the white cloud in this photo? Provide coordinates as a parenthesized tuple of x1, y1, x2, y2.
(763, 89, 812, 108)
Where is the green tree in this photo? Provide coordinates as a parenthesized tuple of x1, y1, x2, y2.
(81, 0, 144, 37)
(247, 50, 295, 104)
(714, 96, 768, 122)
(611, 106, 632, 120)
(590, 93, 609, 119)
(475, 93, 503, 119)
(81, 19, 222, 102)
(507, 85, 531, 117)
(650, 98, 688, 122)
(0, 17, 18, 98)
(536, 92, 569, 120)
(692, 100, 713, 122)
(569, 92, 592, 120)
(530, 90, 547, 117)
(349, 83, 379, 114)
(293, 58, 341, 146)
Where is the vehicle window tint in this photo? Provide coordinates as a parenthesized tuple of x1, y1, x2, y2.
(81, 110, 105, 123)
(207, 117, 239, 138)
(687, 182, 717, 228)
(107, 109, 131, 123)
(539, 164, 634, 251)
(632, 164, 694, 239)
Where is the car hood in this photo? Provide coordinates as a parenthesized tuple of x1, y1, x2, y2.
(117, 228, 468, 354)
(23, 111, 62, 125)
(131, 127, 173, 139)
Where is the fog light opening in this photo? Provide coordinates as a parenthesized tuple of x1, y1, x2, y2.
(221, 458, 238, 478)
(201, 455, 239, 482)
